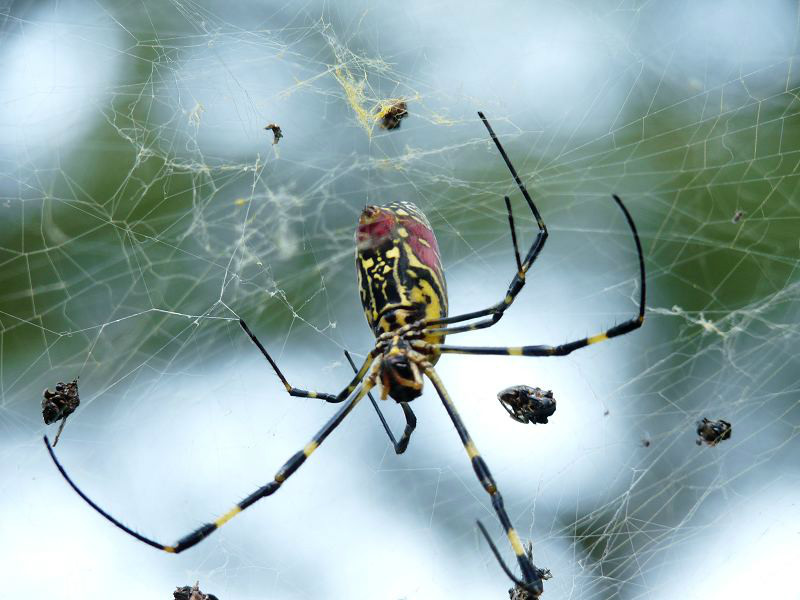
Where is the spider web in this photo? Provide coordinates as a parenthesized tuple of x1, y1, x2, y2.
(1, 1, 798, 599)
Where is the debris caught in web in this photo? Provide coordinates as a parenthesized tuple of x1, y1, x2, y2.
(41, 378, 80, 446)
(696, 418, 732, 446)
(264, 123, 283, 144)
(378, 100, 408, 130)
(173, 581, 219, 600)
(497, 385, 556, 424)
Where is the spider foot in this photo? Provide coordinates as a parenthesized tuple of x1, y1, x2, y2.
(508, 570, 550, 600)
(509, 561, 550, 599)
(509, 583, 540, 600)
(478, 521, 550, 598)
(498, 385, 556, 424)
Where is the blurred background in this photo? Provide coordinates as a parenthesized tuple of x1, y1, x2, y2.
(1, 1, 798, 598)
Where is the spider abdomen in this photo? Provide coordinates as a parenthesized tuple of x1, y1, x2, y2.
(355, 201, 448, 349)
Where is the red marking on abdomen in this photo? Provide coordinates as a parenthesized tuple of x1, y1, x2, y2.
(403, 218, 443, 278)
(356, 208, 395, 249)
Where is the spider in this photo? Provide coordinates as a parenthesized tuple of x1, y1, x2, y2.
(45, 112, 646, 598)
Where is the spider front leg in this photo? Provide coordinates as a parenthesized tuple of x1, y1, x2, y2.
(431, 194, 646, 359)
(424, 365, 546, 596)
(239, 319, 375, 403)
(424, 111, 549, 337)
(44, 362, 381, 554)
(344, 350, 417, 454)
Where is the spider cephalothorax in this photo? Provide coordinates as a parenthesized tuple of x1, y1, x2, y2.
(379, 340, 426, 402)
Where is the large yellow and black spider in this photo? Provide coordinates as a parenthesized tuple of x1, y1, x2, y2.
(45, 112, 645, 598)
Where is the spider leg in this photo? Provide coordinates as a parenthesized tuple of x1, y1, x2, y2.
(344, 350, 416, 454)
(424, 365, 545, 596)
(240, 319, 375, 403)
(476, 520, 529, 588)
(423, 111, 549, 336)
(505, 195, 523, 273)
(432, 194, 646, 357)
(44, 365, 379, 554)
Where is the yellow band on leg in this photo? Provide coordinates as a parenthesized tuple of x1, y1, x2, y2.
(214, 505, 242, 527)
(587, 333, 609, 345)
(303, 440, 319, 457)
(465, 440, 479, 459)
(507, 527, 526, 557)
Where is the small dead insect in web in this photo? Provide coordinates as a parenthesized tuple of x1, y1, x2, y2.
(641, 436, 651, 448)
(696, 418, 731, 446)
(378, 100, 408, 130)
(173, 582, 219, 600)
(41, 378, 79, 447)
(498, 385, 556, 424)
(264, 123, 283, 144)
(731, 210, 745, 224)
